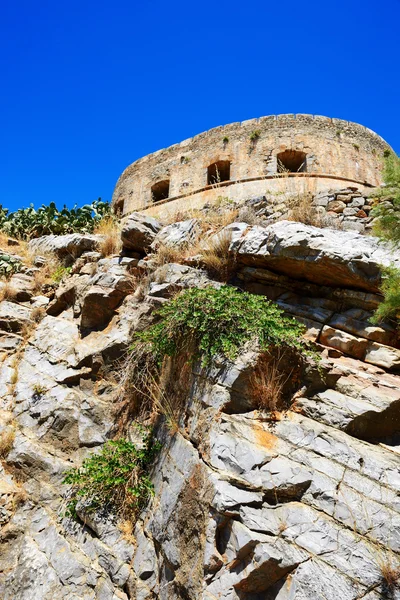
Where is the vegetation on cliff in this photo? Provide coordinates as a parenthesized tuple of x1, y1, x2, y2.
(372, 152, 400, 324)
(136, 285, 308, 366)
(63, 431, 160, 519)
(0, 199, 111, 239)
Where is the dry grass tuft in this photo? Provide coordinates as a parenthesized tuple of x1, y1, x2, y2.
(32, 253, 65, 292)
(286, 193, 322, 227)
(249, 354, 286, 419)
(377, 552, 400, 593)
(114, 343, 192, 435)
(286, 193, 342, 230)
(118, 519, 136, 544)
(94, 217, 122, 257)
(0, 282, 19, 302)
(199, 229, 236, 282)
(31, 306, 46, 323)
(0, 427, 16, 459)
(151, 243, 185, 268)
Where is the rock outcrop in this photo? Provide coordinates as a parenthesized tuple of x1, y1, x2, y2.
(1, 219, 400, 600)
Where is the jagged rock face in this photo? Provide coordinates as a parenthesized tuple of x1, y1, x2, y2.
(1, 221, 400, 599)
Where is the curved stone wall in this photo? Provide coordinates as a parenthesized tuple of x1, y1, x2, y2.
(112, 114, 391, 216)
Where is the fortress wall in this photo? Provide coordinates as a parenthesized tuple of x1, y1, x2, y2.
(112, 114, 390, 216)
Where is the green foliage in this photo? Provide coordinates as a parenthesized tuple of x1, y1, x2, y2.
(63, 431, 161, 519)
(32, 383, 47, 396)
(223, 136, 229, 143)
(0, 253, 22, 278)
(249, 130, 261, 142)
(52, 265, 71, 283)
(371, 266, 400, 324)
(135, 286, 308, 366)
(371, 152, 400, 244)
(0, 199, 111, 240)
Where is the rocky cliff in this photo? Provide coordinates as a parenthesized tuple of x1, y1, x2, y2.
(1, 214, 400, 600)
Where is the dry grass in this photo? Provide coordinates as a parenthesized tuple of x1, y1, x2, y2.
(285, 193, 342, 230)
(377, 552, 400, 593)
(114, 343, 192, 435)
(0, 427, 16, 459)
(11, 484, 28, 510)
(32, 253, 65, 291)
(249, 354, 286, 419)
(31, 306, 46, 323)
(150, 243, 185, 268)
(286, 193, 323, 227)
(197, 229, 236, 282)
(94, 216, 122, 257)
(118, 519, 136, 544)
(0, 281, 18, 302)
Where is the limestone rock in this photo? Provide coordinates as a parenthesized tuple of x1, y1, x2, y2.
(121, 212, 162, 252)
(232, 220, 400, 292)
(28, 233, 103, 261)
(151, 219, 199, 249)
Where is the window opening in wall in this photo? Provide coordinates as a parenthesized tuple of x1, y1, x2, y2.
(207, 161, 231, 185)
(277, 150, 307, 173)
(151, 180, 170, 202)
(114, 199, 124, 215)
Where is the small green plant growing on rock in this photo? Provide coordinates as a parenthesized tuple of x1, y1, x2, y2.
(32, 383, 47, 396)
(136, 286, 308, 367)
(222, 136, 229, 144)
(371, 152, 400, 326)
(249, 130, 261, 142)
(372, 151, 400, 244)
(52, 265, 71, 283)
(371, 266, 400, 324)
(63, 431, 160, 519)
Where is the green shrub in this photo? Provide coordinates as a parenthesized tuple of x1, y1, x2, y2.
(0, 199, 111, 240)
(372, 152, 400, 244)
(249, 130, 261, 142)
(135, 286, 308, 366)
(52, 265, 71, 283)
(63, 432, 160, 519)
(0, 253, 22, 278)
(371, 266, 400, 324)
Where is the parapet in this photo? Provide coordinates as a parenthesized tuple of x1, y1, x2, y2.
(112, 114, 391, 217)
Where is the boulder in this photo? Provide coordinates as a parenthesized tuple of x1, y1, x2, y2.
(232, 221, 400, 292)
(151, 219, 200, 249)
(28, 233, 103, 261)
(121, 212, 162, 252)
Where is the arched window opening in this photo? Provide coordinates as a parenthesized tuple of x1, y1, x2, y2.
(113, 199, 124, 216)
(277, 150, 307, 173)
(207, 160, 231, 185)
(151, 180, 170, 202)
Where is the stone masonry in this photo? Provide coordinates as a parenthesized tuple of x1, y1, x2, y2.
(112, 114, 391, 218)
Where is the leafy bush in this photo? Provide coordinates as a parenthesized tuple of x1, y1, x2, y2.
(0, 253, 22, 278)
(372, 152, 400, 244)
(0, 199, 111, 240)
(52, 265, 71, 283)
(136, 286, 307, 366)
(370, 153, 400, 325)
(63, 431, 160, 519)
(371, 266, 400, 324)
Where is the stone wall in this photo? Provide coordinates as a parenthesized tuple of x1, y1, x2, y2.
(112, 114, 391, 216)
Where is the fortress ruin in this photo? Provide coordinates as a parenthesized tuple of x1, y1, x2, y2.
(112, 114, 391, 218)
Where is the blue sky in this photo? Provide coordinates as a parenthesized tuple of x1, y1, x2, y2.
(1, 0, 399, 212)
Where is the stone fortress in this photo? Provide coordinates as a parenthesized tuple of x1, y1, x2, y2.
(112, 114, 391, 219)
